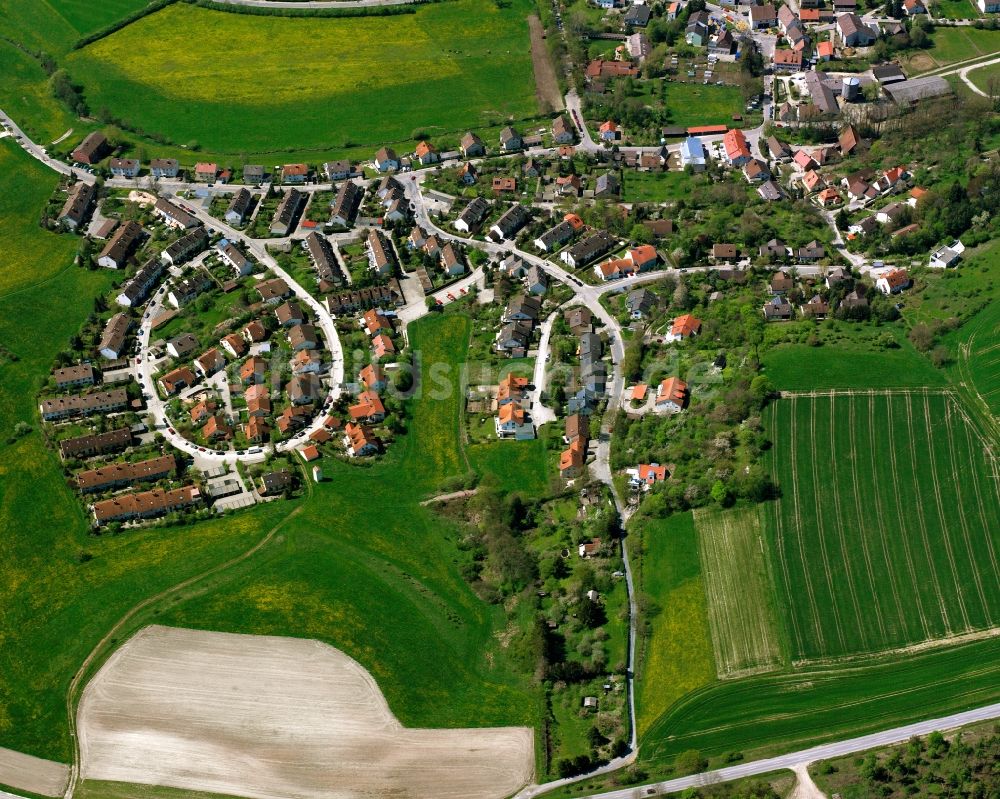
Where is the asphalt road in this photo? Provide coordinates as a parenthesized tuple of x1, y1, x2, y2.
(532, 701, 1000, 799)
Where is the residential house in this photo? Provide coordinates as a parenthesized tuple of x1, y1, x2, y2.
(91, 486, 200, 526)
(150, 158, 179, 179)
(492, 176, 517, 194)
(344, 423, 381, 457)
(256, 277, 290, 305)
(158, 367, 196, 395)
(110, 158, 140, 178)
(499, 127, 523, 152)
(599, 120, 620, 142)
(594, 172, 620, 198)
(241, 357, 267, 385)
(525, 265, 548, 295)
(628, 463, 668, 491)
(838, 13, 877, 46)
(219, 241, 252, 276)
(929, 240, 964, 269)
(454, 197, 490, 233)
(666, 314, 702, 342)
(366, 229, 398, 277)
(712, 243, 739, 263)
(626, 288, 656, 319)
(770, 271, 794, 294)
(743, 159, 771, 182)
(722, 129, 752, 167)
(838, 125, 860, 155)
(553, 115, 575, 144)
(555, 174, 583, 196)
(269, 188, 305, 236)
(116, 256, 166, 307)
(372, 147, 400, 173)
(489, 204, 531, 241)
(288, 374, 321, 405)
(686, 11, 711, 45)
(441, 242, 466, 276)
(349, 390, 386, 424)
(39, 389, 128, 422)
(773, 48, 803, 71)
(561, 230, 614, 268)
(763, 294, 794, 320)
(58, 427, 132, 461)
(760, 238, 790, 260)
(534, 220, 576, 252)
(324, 160, 354, 181)
(225, 188, 254, 225)
(654, 377, 688, 413)
(167, 274, 210, 309)
(359, 363, 388, 392)
(624, 3, 651, 25)
(276, 300, 304, 328)
(98, 313, 132, 359)
(97, 220, 144, 269)
(458, 162, 478, 185)
(288, 323, 319, 352)
(559, 439, 587, 478)
(161, 227, 208, 267)
(220, 333, 247, 359)
(58, 181, 97, 230)
(71, 132, 108, 165)
(680, 136, 707, 171)
(193, 162, 217, 183)
(53, 364, 96, 389)
(876, 268, 911, 294)
(460, 131, 485, 158)
(304, 231, 343, 288)
(800, 294, 830, 318)
(166, 333, 198, 360)
(757, 179, 784, 201)
(414, 141, 439, 165)
(193, 348, 226, 378)
(750, 3, 778, 28)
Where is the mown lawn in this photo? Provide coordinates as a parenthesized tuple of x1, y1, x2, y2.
(633, 514, 716, 736)
(932, 0, 980, 18)
(969, 60, 1000, 93)
(765, 392, 999, 663)
(65, 0, 540, 155)
(468, 437, 553, 498)
(926, 27, 1000, 66)
(660, 82, 745, 128)
(620, 170, 693, 204)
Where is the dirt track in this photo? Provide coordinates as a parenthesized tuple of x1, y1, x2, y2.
(0, 746, 69, 796)
(78, 626, 534, 799)
(528, 15, 564, 112)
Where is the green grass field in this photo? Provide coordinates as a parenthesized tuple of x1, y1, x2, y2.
(620, 170, 694, 204)
(969, 60, 1000, 94)
(64, 0, 539, 156)
(762, 343, 946, 391)
(765, 391, 999, 663)
(694, 507, 785, 677)
(661, 82, 745, 129)
(926, 27, 1000, 66)
(633, 514, 715, 736)
(636, 636, 1000, 774)
(932, 0, 980, 18)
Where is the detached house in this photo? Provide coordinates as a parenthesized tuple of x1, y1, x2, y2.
(666, 314, 702, 342)
(499, 127, 523, 152)
(654, 377, 688, 413)
(460, 131, 485, 158)
(763, 295, 794, 320)
(372, 147, 400, 173)
(876, 268, 911, 294)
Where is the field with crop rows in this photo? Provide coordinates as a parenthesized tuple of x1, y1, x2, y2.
(765, 389, 1000, 664)
(694, 507, 785, 677)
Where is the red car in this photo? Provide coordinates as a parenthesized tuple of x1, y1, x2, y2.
(447, 293, 456, 301)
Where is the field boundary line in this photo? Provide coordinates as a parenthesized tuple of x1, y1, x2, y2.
(809, 396, 847, 654)
(787, 396, 826, 655)
(767, 404, 804, 657)
(902, 392, 953, 634)
(61, 505, 305, 799)
(919, 391, 972, 631)
(865, 392, 919, 639)
(778, 388, 954, 398)
(789, 626, 1000, 670)
(941, 395, 992, 625)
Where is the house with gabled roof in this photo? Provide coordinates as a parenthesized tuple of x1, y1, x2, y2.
(372, 147, 399, 173)
(499, 127, 523, 152)
(666, 314, 702, 342)
(655, 377, 688, 413)
(460, 131, 485, 158)
(876, 268, 910, 294)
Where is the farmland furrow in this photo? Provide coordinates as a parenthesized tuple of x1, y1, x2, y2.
(810, 396, 847, 654)
(959, 410, 1000, 580)
(941, 397, 992, 626)
(788, 396, 825, 655)
(865, 392, 919, 640)
(902, 392, 953, 634)
(919, 391, 971, 631)
(768, 405, 803, 655)
(837, 394, 882, 646)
